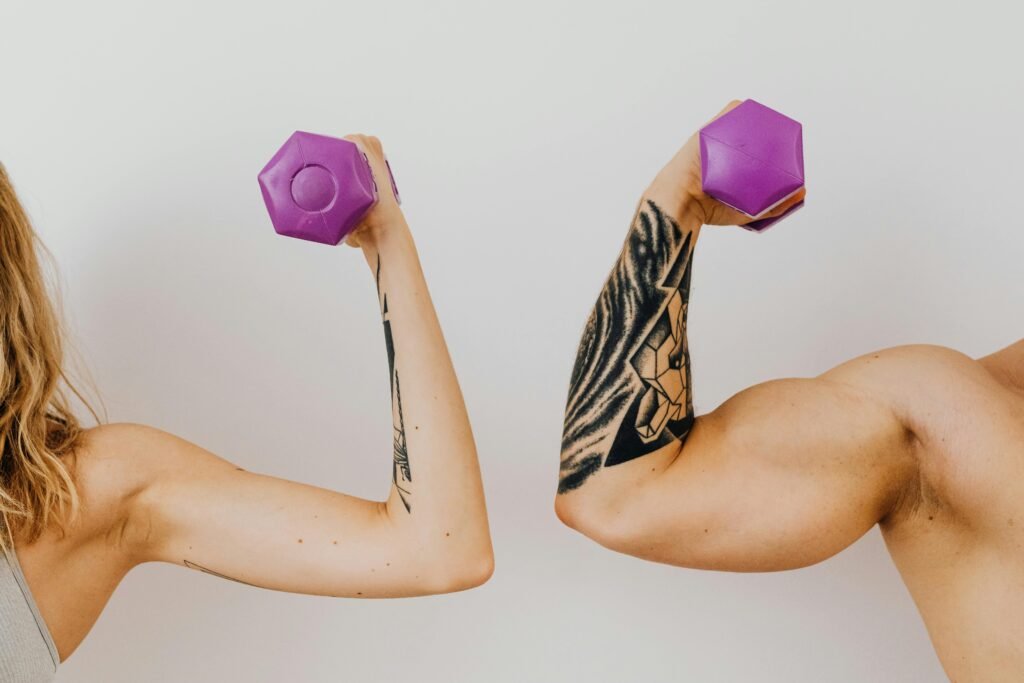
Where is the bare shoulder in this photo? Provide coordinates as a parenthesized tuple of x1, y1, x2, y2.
(822, 344, 989, 416)
(826, 344, 979, 381)
(80, 422, 205, 465)
(76, 423, 175, 488)
(81, 422, 185, 451)
(827, 345, 1024, 511)
(69, 424, 160, 515)
(71, 425, 218, 531)
(65, 424, 238, 559)
(75, 423, 233, 495)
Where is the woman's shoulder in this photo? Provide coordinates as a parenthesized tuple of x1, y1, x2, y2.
(76, 422, 188, 467)
(68, 423, 179, 537)
(75, 422, 161, 483)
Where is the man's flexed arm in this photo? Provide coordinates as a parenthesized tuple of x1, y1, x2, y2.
(554, 103, 920, 573)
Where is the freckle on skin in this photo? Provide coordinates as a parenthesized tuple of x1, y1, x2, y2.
(298, 539, 304, 543)
(928, 516, 934, 521)
(1009, 518, 1015, 527)
(445, 532, 450, 537)
(332, 540, 337, 545)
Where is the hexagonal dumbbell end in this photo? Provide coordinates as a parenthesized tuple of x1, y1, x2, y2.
(258, 131, 379, 246)
(699, 100, 804, 232)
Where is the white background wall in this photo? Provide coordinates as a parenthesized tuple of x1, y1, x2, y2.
(2, 0, 1022, 680)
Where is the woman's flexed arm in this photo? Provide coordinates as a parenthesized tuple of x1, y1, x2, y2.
(121, 135, 492, 598)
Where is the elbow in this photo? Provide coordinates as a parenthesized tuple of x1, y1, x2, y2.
(555, 492, 637, 554)
(453, 548, 495, 591)
(554, 494, 585, 532)
(432, 548, 495, 593)
(426, 545, 495, 594)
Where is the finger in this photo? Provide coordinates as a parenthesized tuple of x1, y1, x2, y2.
(764, 187, 807, 217)
(343, 134, 397, 204)
(343, 226, 362, 248)
(345, 134, 385, 164)
(705, 200, 760, 228)
(342, 133, 366, 147)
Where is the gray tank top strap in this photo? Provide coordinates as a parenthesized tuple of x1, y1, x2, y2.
(0, 518, 59, 682)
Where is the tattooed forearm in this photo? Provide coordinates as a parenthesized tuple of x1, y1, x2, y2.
(560, 200, 696, 493)
(184, 560, 257, 586)
(377, 257, 413, 512)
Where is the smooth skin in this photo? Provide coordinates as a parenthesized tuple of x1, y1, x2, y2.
(557, 101, 1024, 681)
(14, 135, 494, 662)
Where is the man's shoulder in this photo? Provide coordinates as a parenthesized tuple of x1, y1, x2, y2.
(824, 344, 983, 399)
(834, 345, 1024, 520)
(835, 343, 976, 371)
(821, 343, 1008, 442)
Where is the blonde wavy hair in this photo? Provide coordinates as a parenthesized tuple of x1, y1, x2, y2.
(0, 163, 96, 547)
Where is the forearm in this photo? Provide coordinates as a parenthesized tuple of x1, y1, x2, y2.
(559, 193, 702, 494)
(559, 101, 807, 498)
(359, 218, 492, 569)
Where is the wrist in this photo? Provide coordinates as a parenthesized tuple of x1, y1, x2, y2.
(643, 172, 705, 230)
(358, 216, 414, 266)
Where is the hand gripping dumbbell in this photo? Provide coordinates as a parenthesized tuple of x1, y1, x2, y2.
(699, 99, 804, 232)
(258, 131, 400, 245)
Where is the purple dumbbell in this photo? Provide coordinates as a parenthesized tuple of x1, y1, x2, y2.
(699, 100, 804, 232)
(258, 131, 399, 245)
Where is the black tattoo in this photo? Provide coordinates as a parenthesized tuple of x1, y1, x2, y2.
(378, 257, 412, 512)
(184, 560, 256, 586)
(560, 200, 696, 493)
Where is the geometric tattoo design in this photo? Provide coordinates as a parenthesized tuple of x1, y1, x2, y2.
(378, 257, 412, 512)
(559, 200, 695, 493)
